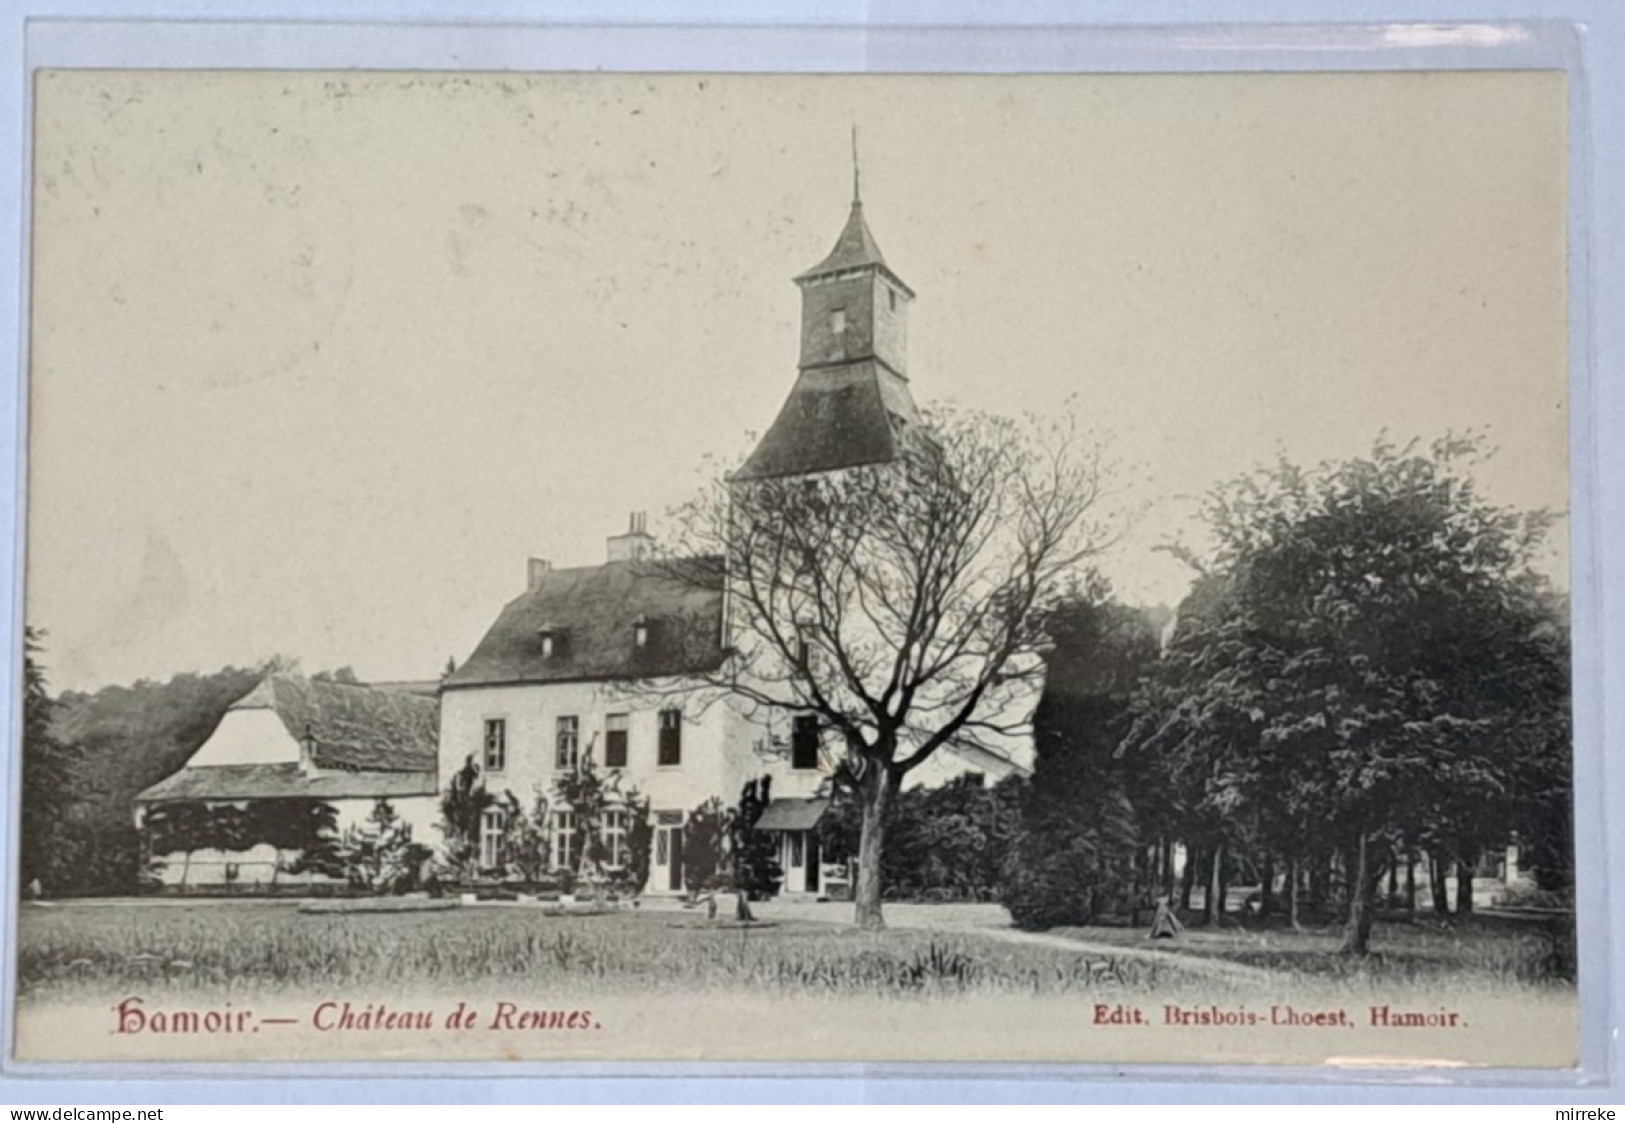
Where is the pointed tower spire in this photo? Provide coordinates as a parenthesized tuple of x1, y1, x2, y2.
(733, 148, 921, 482)
(852, 124, 861, 204)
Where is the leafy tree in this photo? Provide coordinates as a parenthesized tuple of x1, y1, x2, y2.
(731, 777, 783, 911)
(337, 799, 432, 894)
(47, 661, 270, 895)
(19, 628, 77, 895)
(1002, 590, 1158, 929)
(551, 752, 616, 889)
(682, 797, 731, 894)
(261, 800, 344, 880)
(666, 403, 1121, 930)
(143, 801, 246, 889)
(819, 772, 1024, 902)
(683, 782, 783, 919)
(618, 788, 655, 898)
(439, 755, 495, 889)
(497, 790, 553, 885)
(1126, 436, 1568, 955)
(312, 666, 360, 684)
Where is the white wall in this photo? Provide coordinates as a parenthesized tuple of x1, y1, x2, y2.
(439, 679, 766, 818)
(184, 707, 300, 767)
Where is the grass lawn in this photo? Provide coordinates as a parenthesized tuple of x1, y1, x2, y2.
(13, 901, 1579, 1067)
(16, 901, 1209, 1000)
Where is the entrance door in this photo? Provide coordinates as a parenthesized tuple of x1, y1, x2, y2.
(667, 827, 684, 892)
(654, 825, 684, 893)
(806, 833, 820, 893)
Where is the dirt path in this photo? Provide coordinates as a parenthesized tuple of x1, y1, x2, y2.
(750, 898, 1276, 985)
(942, 922, 1277, 985)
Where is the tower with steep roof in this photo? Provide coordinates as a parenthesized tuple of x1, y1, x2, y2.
(734, 151, 921, 482)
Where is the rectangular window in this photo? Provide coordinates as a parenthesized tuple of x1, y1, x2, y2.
(483, 718, 506, 773)
(602, 808, 628, 870)
(550, 810, 576, 872)
(791, 714, 820, 770)
(830, 308, 846, 334)
(555, 715, 580, 771)
(658, 708, 682, 767)
(605, 713, 629, 769)
(480, 807, 506, 870)
(888, 288, 897, 312)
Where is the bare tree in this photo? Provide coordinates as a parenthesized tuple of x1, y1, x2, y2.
(661, 403, 1122, 930)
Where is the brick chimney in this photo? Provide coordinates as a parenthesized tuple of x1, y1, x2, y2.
(607, 512, 655, 562)
(527, 557, 552, 592)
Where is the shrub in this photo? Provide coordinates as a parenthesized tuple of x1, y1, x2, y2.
(337, 799, 433, 895)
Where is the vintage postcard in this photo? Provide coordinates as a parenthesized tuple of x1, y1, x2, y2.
(13, 69, 1574, 1068)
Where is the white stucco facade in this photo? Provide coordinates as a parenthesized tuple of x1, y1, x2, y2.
(183, 707, 301, 767)
(437, 678, 839, 894)
(135, 675, 442, 892)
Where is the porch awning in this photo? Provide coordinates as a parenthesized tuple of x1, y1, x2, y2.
(753, 797, 829, 832)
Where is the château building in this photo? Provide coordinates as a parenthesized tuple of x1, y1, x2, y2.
(441, 176, 1031, 897)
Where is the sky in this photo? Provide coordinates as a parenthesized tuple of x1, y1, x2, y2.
(24, 70, 1568, 692)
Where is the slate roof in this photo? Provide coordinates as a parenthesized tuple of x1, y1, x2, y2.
(444, 557, 728, 689)
(794, 201, 914, 296)
(228, 674, 438, 772)
(734, 363, 904, 482)
(136, 763, 437, 803)
(754, 797, 830, 832)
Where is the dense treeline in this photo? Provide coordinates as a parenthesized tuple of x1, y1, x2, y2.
(20, 643, 281, 896)
(1005, 437, 1573, 955)
(818, 773, 1024, 902)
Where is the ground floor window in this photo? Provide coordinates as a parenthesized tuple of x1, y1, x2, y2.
(480, 807, 505, 869)
(550, 810, 577, 871)
(602, 808, 628, 869)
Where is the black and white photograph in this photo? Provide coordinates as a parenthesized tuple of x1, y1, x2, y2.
(12, 68, 1575, 1067)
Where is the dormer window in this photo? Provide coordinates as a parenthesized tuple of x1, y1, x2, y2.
(538, 625, 567, 659)
(632, 616, 649, 649)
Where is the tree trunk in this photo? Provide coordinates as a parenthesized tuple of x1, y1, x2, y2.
(733, 849, 754, 923)
(1161, 837, 1175, 897)
(1339, 830, 1377, 955)
(1179, 845, 1197, 912)
(1455, 856, 1475, 916)
(1260, 852, 1276, 918)
(1288, 855, 1302, 930)
(1204, 843, 1225, 926)
(1128, 848, 1143, 927)
(1404, 850, 1416, 917)
(1429, 852, 1451, 915)
(1386, 858, 1398, 906)
(853, 765, 896, 932)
